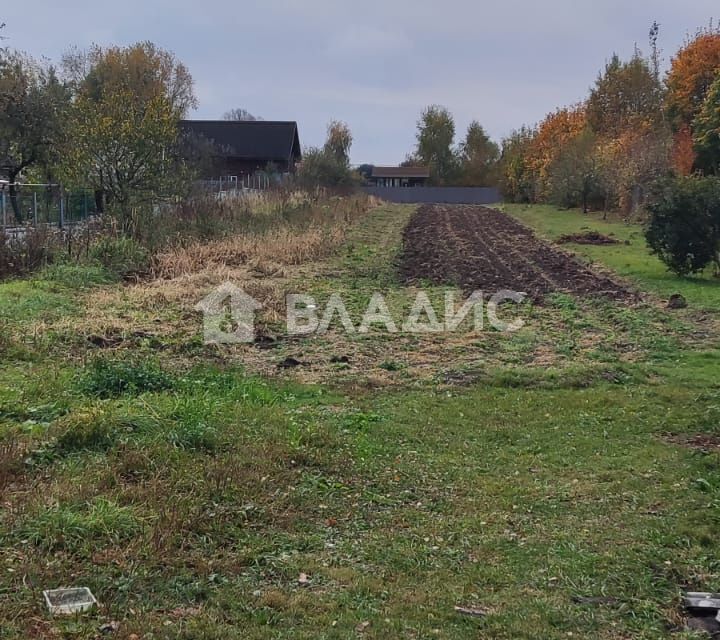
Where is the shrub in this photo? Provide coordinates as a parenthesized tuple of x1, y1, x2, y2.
(0, 226, 60, 279)
(645, 176, 720, 275)
(77, 358, 175, 398)
(295, 147, 359, 189)
(89, 236, 150, 279)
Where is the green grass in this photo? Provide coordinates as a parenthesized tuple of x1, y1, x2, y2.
(501, 203, 720, 311)
(0, 203, 718, 638)
(0, 278, 80, 323)
(15, 498, 141, 552)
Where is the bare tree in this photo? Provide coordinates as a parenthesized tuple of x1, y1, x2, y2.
(0, 22, 6, 58)
(223, 108, 262, 121)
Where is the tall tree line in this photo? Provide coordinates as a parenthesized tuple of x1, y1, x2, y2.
(500, 24, 720, 214)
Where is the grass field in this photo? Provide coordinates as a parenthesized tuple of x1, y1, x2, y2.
(0, 202, 719, 639)
(501, 203, 720, 312)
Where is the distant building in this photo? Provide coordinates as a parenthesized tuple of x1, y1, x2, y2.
(179, 120, 302, 180)
(368, 166, 431, 187)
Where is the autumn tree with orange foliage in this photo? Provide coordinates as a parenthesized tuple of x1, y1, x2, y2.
(526, 105, 587, 200)
(501, 34, 674, 214)
(585, 49, 669, 212)
(666, 27, 720, 130)
(500, 107, 586, 204)
(500, 107, 587, 205)
(671, 126, 696, 175)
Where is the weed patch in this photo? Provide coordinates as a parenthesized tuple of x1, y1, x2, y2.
(89, 237, 151, 279)
(76, 357, 176, 398)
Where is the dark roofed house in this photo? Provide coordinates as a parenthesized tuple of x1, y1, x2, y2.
(369, 166, 430, 187)
(180, 120, 302, 179)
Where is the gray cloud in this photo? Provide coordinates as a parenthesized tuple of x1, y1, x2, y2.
(3, 0, 718, 163)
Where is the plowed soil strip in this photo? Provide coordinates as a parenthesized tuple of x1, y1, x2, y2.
(400, 204, 632, 301)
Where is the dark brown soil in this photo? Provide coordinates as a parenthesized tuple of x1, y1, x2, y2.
(665, 433, 720, 452)
(558, 231, 620, 245)
(399, 205, 632, 302)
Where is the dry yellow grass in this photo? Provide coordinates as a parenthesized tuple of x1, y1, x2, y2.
(43, 196, 377, 354)
(151, 226, 345, 279)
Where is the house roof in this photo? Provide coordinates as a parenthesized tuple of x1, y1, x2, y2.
(371, 166, 431, 179)
(179, 120, 302, 163)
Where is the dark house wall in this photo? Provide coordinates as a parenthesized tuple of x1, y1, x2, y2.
(179, 120, 301, 180)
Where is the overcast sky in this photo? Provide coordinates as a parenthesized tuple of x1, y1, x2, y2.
(3, 1, 717, 164)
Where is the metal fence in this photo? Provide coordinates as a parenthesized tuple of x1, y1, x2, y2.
(199, 174, 275, 194)
(0, 184, 98, 230)
(360, 186, 501, 205)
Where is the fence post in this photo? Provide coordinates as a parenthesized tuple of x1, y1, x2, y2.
(33, 191, 38, 225)
(1, 190, 5, 230)
(59, 187, 65, 229)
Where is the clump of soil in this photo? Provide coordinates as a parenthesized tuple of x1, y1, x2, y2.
(558, 231, 619, 245)
(399, 205, 632, 302)
(667, 293, 688, 309)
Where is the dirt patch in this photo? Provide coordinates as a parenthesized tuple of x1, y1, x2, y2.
(665, 433, 720, 452)
(558, 231, 620, 245)
(86, 329, 163, 349)
(399, 205, 632, 302)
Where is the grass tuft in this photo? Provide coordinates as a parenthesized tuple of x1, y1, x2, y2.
(52, 408, 145, 454)
(167, 397, 220, 452)
(17, 498, 140, 551)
